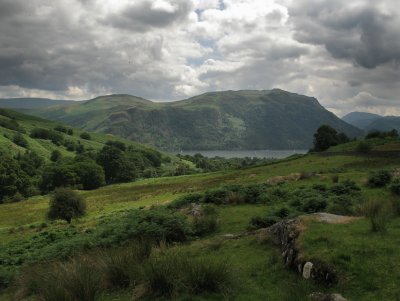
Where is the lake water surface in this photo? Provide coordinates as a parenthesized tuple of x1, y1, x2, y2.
(173, 149, 308, 159)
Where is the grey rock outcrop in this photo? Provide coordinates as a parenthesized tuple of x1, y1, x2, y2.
(259, 218, 338, 286)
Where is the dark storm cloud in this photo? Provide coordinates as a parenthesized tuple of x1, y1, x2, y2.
(0, 0, 25, 18)
(105, 0, 193, 32)
(289, 0, 400, 68)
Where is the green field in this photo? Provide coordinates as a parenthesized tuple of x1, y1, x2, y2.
(1, 143, 400, 300)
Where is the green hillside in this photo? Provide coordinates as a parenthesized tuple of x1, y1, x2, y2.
(1, 138, 400, 300)
(30, 89, 363, 150)
(0, 108, 159, 158)
(0, 108, 193, 204)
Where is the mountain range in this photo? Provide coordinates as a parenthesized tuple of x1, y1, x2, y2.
(1, 89, 362, 150)
(0, 98, 73, 110)
(342, 111, 400, 133)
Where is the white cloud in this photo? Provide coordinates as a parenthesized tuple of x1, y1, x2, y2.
(0, 0, 398, 116)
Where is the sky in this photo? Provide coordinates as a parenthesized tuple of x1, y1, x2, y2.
(0, 0, 399, 116)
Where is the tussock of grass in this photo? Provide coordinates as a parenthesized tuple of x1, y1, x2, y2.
(14, 242, 236, 301)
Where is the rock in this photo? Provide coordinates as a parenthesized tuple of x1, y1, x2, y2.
(221, 234, 235, 239)
(258, 218, 302, 267)
(309, 292, 347, 301)
(257, 218, 338, 286)
(188, 203, 202, 216)
(302, 262, 313, 279)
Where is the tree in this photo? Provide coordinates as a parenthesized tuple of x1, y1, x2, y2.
(97, 145, 137, 183)
(40, 164, 78, 192)
(0, 152, 31, 203)
(48, 188, 86, 223)
(74, 161, 105, 190)
(313, 125, 340, 152)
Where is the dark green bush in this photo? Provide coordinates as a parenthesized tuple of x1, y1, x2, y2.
(168, 193, 203, 209)
(367, 170, 392, 188)
(202, 188, 229, 205)
(48, 188, 86, 223)
(98, 208, 192, 243)
(274, 206, 291, 218)
(13, 133, 28, 148)
(330, 180, 360, 195)
(302, 198, 327, 213)
(248, 216, 280, 230)
(80, 132, 91, 140)
(50, 150, 62, 162)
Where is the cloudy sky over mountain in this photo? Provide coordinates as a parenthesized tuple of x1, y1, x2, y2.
(0, 0, 399, 115)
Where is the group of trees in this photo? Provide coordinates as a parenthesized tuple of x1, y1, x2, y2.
(312, 125, 400, 153)
(177, 153, 274, 172)
(0, 133, 164, 203)
(312, 125, 350, 152)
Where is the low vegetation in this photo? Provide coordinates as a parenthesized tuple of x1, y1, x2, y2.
(15, 242, 236, 301)
(3, 120, 400, 300)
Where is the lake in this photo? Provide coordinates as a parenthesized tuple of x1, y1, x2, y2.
(172, 149, 308, 159)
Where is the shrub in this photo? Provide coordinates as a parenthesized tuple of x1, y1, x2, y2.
(274, 206, 291, 218)
(367, 170, 392, 188)
(13, 133, 28, 148)
(202, 188, 229, 205)
(80, 132, 91, 140)
(312, 184, 327, 192)
(50, 150, 62, 162)
(302, 198, 327, 213)
(328, 196, 355, 215)
(330, 180, 360, 195)
(192, 208, 219, 236)
(362, 199, 391, 232)
(168, 193, 203, 209)
(248, 216, 279, 230)
(48, 188, 86, 223)
(100, 208, 192, 243)
(356, 141, 372, 153)
(105, 140, 126, 151)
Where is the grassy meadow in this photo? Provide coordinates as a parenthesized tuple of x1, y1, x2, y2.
(1, 142, 400, 301)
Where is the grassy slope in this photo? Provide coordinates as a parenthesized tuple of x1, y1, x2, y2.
(0, 108, 167, 161)
(2, 140, 400, 300)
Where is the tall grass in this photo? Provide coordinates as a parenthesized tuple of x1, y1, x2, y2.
(362, 199, 392, 232)
(15, 257, 102, 301)
(15, 241, 236, 300)
(143, 248, 236, 298)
